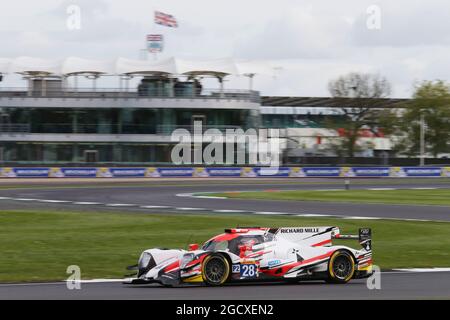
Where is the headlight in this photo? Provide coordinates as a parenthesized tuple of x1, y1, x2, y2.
(138, 252, 152, 269)
(181, 253, 195, 269)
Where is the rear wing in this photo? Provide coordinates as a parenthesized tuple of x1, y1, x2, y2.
(333, 228, 372, 251)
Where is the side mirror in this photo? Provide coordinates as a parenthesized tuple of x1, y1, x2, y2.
(189, 243, 199, 251)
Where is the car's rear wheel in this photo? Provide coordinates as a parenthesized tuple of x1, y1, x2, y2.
(202, 254, 230, 286)
(327, 250, 355, 284)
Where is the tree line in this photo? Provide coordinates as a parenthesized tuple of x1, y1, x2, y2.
(325, 73, 450, 158)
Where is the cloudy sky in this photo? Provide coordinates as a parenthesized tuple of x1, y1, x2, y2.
(0, 0, 448, 97)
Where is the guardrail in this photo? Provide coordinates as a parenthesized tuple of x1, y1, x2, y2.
(0, 87, 261, 102)
(0, 124, 245, 134)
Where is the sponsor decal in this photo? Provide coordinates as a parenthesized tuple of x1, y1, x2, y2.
(0, 167, 17, 178)
(255, 167, 290, 177)
(96, 168, 113, 178)
(241, 167, 257, 177)
(352, 167, 390, 177)
(109, 168, 145, 177)
(340, 167, 355, 177)
(145, 167, 161, 178)
(158, 168, 193, 177)
(193, 167, 209, 178)
(279, 227, 320, 234)
(206, 168, 241, 177)
(401, 167, 442, 177)
(389, 167, 407, 177)
(302, 167, 341, 177)
(442, 167, 450, 177)
(289, 167, 306, 177)
(49, 168, 97, 178)
(268, 259, 281, 267)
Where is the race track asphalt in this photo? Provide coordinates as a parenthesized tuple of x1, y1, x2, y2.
(1, 177, 449, 300)
(0, 178, 449, 221)
(1, 271, 449, 300)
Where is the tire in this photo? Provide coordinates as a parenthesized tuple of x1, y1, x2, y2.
(201, 254, 230, 286)
(326, 250, 355, 284)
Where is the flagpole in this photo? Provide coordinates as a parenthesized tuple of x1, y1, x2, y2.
(153, 10, 158, 62)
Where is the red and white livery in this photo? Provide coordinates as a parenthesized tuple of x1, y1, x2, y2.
(124, 226, 373, 286)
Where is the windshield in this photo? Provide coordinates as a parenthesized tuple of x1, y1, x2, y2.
(202, 240, 229, 251)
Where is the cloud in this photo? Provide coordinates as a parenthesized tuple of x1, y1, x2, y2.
(1, 0, 450, 98)
(233, 5, 353, 59)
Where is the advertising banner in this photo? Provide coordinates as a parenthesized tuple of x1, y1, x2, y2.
(348, 167, 390, 177)
(205, 168, 242, 177)
(396, 167, 442, 177)
(108, 168, 146, 178)
(49, 168, 97, 178)
(255, 167, 291, 177)
(157, 168, 194, 177)
(1, 167, 450, 178)
(0, 167, 49, 178)
(300, 167, 341, 177)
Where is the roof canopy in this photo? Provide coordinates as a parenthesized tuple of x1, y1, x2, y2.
(115, 57, 177, 75)
(10, 56, 62, 76)
(0, 56, 275, 77)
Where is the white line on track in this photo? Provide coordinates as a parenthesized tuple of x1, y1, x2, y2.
(296, 214, 333, 217)
(139, 205, 171, 209)
(367, 188, 396, 191)
(252, 211, 289, 215)
(65, 279, 124, 283)
(410, 187, 437, 190)
(0, 193, 448, 222)
(36, 199, 72, 203)
(72, 202, 102, 205)
(4, 269, 450, 287)
(391, 268, 450, 273)
(196, 196, 228, 199)
(341, 216, 381, 220)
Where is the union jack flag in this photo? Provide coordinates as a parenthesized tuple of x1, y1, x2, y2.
(154, 11, 178, 28)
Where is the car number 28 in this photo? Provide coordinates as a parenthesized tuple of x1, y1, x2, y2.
(240, 264, 258, 278)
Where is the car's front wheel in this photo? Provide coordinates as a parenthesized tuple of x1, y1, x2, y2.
(201, 254, 230, 286)
(326, 250, 355, 284)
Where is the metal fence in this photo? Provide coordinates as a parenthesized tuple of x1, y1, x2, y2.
(0, 87, 260, 102)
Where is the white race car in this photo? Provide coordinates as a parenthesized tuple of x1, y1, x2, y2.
(124, 226, 373, 286)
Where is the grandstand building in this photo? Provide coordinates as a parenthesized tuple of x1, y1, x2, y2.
(0, 57, 406, 165)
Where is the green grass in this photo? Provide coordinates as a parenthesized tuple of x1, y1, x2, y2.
(212, 189, 450, 206)
(1, 210, 449, 282)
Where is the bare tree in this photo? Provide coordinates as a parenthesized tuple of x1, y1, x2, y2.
(326, 73, 392, 157)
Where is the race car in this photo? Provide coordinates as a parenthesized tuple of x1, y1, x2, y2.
(124, 226, 373, 287)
